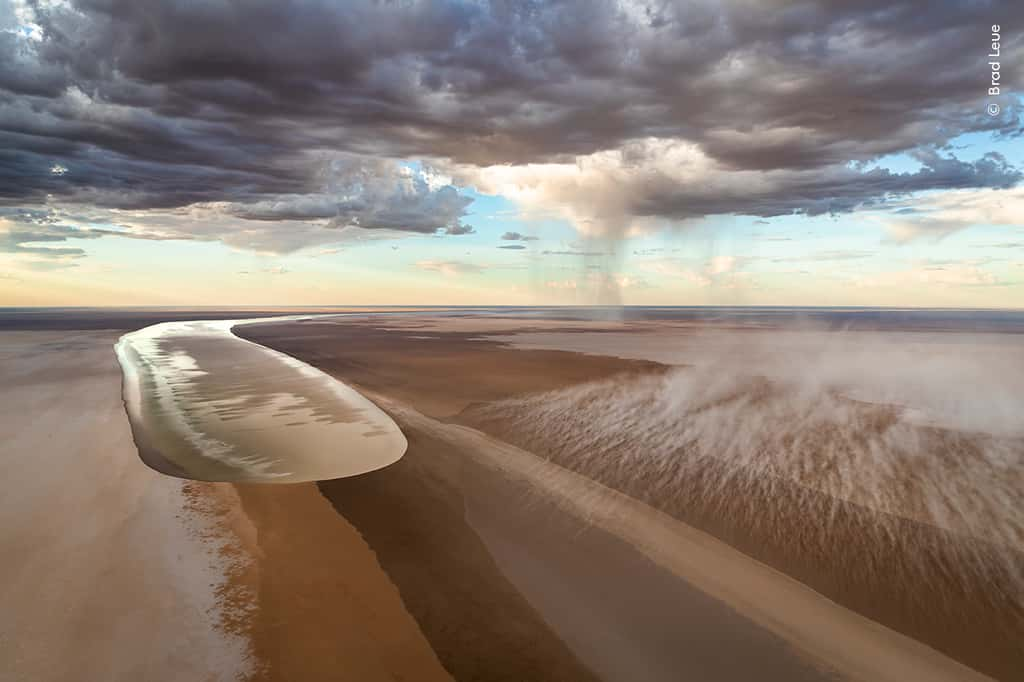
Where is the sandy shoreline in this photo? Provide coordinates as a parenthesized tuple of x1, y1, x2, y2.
(0, 329, 449, 682)
(0, 331, 251, 681)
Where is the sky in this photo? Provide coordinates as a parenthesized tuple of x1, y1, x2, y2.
(1, 0, 1022, 307)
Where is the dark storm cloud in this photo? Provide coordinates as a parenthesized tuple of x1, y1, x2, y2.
(1, 0, 1022, 240)
(227, 156, 476, 235)
(628, 150, 1022, 221)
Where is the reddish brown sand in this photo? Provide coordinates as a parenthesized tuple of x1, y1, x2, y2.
(225, 481, 452, 682)
(240, 316, 1018, 682)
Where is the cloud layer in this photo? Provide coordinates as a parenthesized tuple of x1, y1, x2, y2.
(1, 0, 1022, 253)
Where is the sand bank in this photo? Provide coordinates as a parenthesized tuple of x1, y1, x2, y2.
(116, 317, 406, 482)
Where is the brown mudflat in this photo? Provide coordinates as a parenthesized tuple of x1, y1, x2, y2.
(4, 314, 1012, 682)
(226, 480, 452, 682)
(239, 316, 1021, 682)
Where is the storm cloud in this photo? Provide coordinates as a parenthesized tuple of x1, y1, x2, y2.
(1, 0, 1022, 249)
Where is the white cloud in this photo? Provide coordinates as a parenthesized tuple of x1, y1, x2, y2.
(707, 255, 737, 275)
(881, 187, 1024, 243)
(415, 260, 485, 276)
(447, 139, 711, 238)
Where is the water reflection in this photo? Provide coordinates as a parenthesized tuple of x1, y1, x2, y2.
(115, 317, 406, 482)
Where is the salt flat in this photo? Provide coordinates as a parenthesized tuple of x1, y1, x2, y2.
(0, 331, 250, 682)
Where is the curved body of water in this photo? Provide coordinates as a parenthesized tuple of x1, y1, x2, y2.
(115, 316, 406, 482)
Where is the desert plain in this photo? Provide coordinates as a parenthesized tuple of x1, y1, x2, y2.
(1, 306, 1022, 682)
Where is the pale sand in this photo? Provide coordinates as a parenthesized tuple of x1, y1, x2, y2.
(0, 330, 450, 682)
(0, 331, 250, 682)
(373, 393, 995, 682)
(117, 318, 407, 483)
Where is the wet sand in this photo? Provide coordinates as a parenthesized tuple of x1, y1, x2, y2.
(116, 318, 407, 483)
(228, 481, 451, 682)
(240, 315, 1016, 681)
